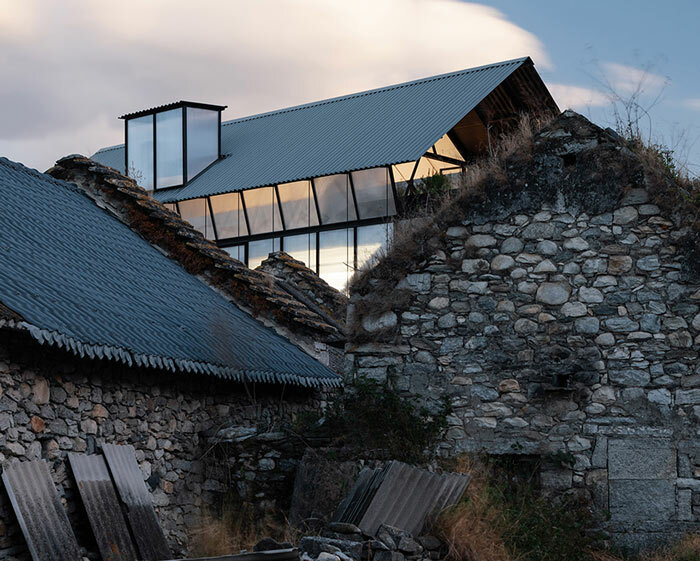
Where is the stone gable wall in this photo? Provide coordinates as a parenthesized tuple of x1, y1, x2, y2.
(347, 187, 700, 548)
(0, 332, 320, 560)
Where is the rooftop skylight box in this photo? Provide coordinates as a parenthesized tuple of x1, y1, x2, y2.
(121, 101, 226, 191)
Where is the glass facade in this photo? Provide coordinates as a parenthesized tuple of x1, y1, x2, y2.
(126, 115, 154, 190)
(156, 109, 183, 189)
(210, 193, 247, 239)
(352, 167, 396, 219)
(178, 198, 215, 240)
(284, 233, 316, 271)
(278, 180, 318, 230)
(186, 108, 219, 180)
(314, 174, 357, 224)
(248, 238, 280, 269)
(242, 187, 283, 234)
(319, 229, 353, 291)
(357, 223, 393, 270)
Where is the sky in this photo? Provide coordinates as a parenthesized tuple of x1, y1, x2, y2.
(1, 0, 699, 176)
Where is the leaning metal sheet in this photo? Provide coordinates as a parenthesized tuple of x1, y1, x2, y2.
(102, 444, 171, 561)
(68, 453, 138, 561)
(336, 461, 471, 536)
(1, 460, 82, 561)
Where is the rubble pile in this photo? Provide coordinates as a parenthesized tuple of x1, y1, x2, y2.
(298, 522, 446, 561)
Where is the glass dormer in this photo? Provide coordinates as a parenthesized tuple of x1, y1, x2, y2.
(121, 101, 226, 191)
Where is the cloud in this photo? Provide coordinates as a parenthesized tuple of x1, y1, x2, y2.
(0, 0, 549, 171)
(684, 99, 700, 111)
(602, 62, 669, 95)
(547, 83, 608, 110)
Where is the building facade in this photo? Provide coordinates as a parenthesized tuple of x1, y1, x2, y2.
(92, 57, 557, 290)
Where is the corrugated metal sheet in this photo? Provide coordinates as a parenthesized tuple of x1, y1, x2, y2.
(1, 460, 82, 561)
(333, 461, 470, 537)
(92, 58, 555, 203)
(68, 453, 139, 561)
(101, 444, 171, 561)
(0, 157, 340, 388)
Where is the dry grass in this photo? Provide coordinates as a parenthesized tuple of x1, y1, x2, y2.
(188, 502, 301, 557)
(434, 456, 512, 561)
(591, 534, 700, 561)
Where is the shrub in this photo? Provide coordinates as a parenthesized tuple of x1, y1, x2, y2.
(296, 379, 449, 464)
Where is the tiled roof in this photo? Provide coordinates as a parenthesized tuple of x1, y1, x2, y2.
(0, 157, 341, 387)
(92, 57, 557, 203)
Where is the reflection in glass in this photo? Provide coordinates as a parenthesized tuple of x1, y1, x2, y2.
(211, 193, 248, 239)
(284, 233, 316, 271)
(319, 229, 353, 291)
(224, 245, 245, 262)
(433, 134, 465, 161)
(126, 115, 154, 190)
(351, 167, 396, 219)
(314, 174, 356, 224)
(357, 223, 393, 270)
(155, 109, 183, 188)
(178, 198, 215, 240)
(248, 238, 280, 269)
(243, 187, 282, 234)
(278, 180, 318, 229)
(186, 108, 219, 180)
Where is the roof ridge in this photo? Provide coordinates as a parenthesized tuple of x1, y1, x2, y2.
(222, 58, 528, 127)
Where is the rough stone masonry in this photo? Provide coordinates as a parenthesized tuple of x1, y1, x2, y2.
(347, 111, 700, 549)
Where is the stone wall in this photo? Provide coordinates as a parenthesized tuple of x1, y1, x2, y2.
(347, 184, 700, 548)
(0, 330, 322, 560)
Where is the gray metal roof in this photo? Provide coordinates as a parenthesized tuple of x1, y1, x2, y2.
(92, 58, 543, 203)
(0, 157, 340, 387)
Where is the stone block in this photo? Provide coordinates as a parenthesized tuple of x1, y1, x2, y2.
(609, 479, 675, 522)
(608, 439, 675, 480)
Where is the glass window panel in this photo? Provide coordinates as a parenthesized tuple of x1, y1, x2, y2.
(278, 180, 318, 229)
(351, 167, 396, 219)
(178, 198, 215, 240)
(314, 174, 356, 225)
(433, 134, 465, 161)
(224, 245, 245, 262)
(248, 238, 280, 269)
(242, 187, 282, 235)
(357, 223, 393, 271)
(284, 233, 317, 271)
(126, 115, 154, 190)
(186, 108, 219, 180)
(210, 193, 248, 239)
(155, 109, 183, 188)
(391, 162, 416, 196)
(319, 229, 353, 291)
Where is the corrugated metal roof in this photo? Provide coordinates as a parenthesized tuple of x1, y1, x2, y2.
(101, 444, 171, 561)
(333, 461, 470, 536)
(2, 460, 83, 561)
(68, 453, 139, 561)
(92, 58, 543, 203)
(0, 157, 340, 387)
